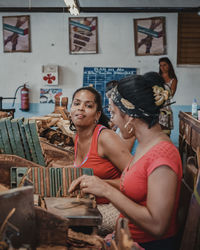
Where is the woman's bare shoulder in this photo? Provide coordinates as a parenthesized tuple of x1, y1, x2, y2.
(99, 128, 119, 141)
(98, 128, 128, 150)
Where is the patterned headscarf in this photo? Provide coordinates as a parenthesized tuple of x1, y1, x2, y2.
(110, 85, 168, 120)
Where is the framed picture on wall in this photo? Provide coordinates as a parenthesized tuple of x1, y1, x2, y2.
(40, 88, 62, 104)
(3, 15, 31, 53)
(134, 16, 166, 56)
(69, 17, 98, 54)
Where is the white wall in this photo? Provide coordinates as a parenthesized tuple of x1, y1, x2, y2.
(0, 12, 199, 107)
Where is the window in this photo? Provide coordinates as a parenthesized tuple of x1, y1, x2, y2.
(177, 13, 200, 65)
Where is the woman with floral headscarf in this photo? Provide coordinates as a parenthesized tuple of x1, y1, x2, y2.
(69, 72, 182, 250)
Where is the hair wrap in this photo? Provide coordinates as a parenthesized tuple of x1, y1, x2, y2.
(110, 86, 159, 122)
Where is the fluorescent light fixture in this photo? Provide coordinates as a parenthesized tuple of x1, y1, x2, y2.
(64, 0, 74, 7)
(64, 0, 80, 15)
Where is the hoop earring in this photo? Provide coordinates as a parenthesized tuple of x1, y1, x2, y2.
(124, 120, 134, 134)
(127, 127, 133, 134)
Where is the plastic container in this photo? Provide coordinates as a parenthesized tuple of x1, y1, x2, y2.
(192, 98, 198, 119)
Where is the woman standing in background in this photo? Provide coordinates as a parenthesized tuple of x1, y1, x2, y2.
(158, 57, 178, 136)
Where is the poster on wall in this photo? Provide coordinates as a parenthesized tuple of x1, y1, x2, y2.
(134, 16, 166, 56)
(69, 17, 98, 54)
(40, 88, 62, 104)
(3, 15, 31, 52)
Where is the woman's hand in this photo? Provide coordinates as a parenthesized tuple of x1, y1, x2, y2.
(68, 175, 110, 197)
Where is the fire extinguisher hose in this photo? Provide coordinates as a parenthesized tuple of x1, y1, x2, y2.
(12, 83, 28, 107)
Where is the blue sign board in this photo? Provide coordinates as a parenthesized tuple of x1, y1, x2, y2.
(83, 67, 138, 117)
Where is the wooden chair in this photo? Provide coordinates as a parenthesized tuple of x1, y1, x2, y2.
(176, 178, 193, 249)
(176, 155, 199, 249)
(179, 184, 200, 250)
(177, 152, 200, 250)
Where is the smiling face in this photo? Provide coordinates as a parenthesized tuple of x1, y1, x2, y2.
(70, 90, 101, 128)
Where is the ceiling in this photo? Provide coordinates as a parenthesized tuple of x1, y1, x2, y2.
(0, 0, 199, 13)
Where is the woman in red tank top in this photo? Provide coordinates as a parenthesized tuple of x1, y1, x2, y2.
(70, 86, 132, 235)
(69, 73, 182, 250)
(70, 86, 132, 194)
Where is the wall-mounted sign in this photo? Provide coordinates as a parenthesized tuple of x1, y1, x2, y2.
(42, 64, 58, 86)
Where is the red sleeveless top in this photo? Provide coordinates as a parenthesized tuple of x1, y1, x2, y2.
(74, 124, 121, 203)
(120, 141, 182, 243)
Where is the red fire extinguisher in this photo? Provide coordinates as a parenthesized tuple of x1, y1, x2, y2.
(20, 84, 29, 111)
(12, 83, 30, 111)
